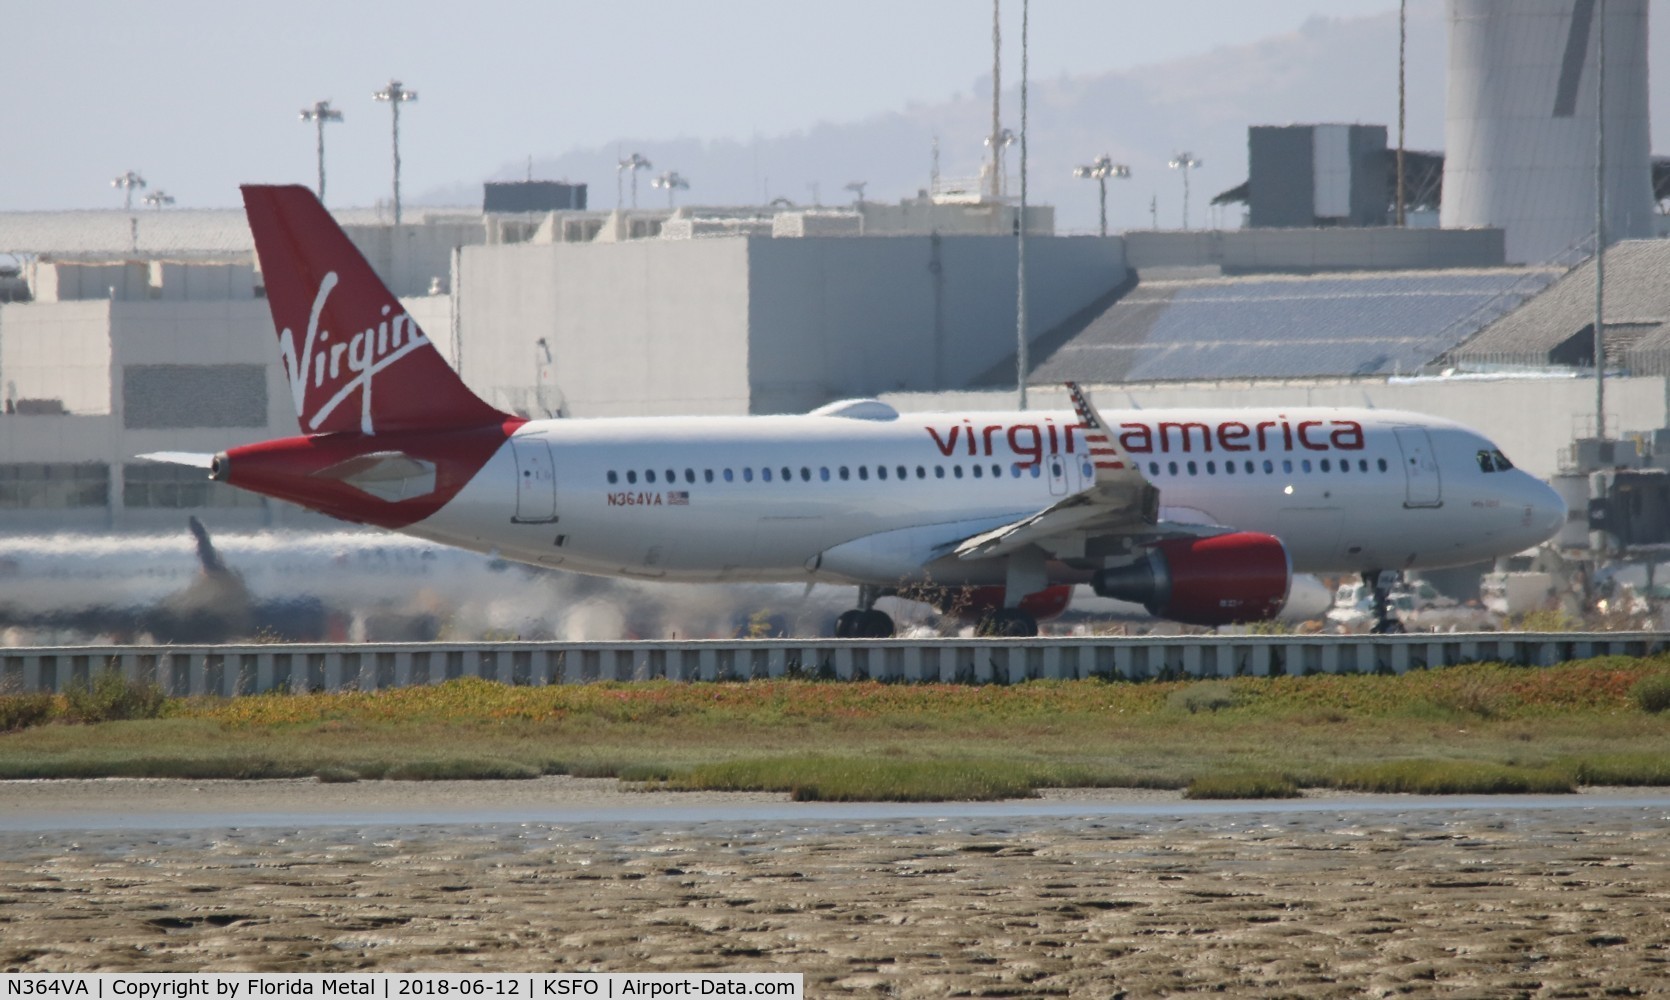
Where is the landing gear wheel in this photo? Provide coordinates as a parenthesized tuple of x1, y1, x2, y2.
(834, 610, 865, 638)
(835, 609, 895, 638)
(977, 608, 1039, 638)
(1371, 619, 1406, 635)
(859, 609, 895, 638)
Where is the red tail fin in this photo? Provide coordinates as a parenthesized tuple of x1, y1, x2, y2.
(242, 184, 508, 436)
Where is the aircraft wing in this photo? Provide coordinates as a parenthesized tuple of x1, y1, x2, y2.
(954, 382, 1161, 561)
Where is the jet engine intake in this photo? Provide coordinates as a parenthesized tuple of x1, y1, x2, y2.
(1092, 531, 1290, 626)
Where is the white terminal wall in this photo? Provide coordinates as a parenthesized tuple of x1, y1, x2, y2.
(748, 236, 1126, 414)
(455, 239, 753, 417)
(882, 375, 1669, 483)
(1, 300, 113, 413)
(455, 234, 1128, 417)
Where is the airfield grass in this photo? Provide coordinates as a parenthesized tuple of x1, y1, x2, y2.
(3, 657, 1670, 799)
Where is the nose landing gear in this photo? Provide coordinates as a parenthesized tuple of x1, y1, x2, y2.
(1366, 570, 1405, 634)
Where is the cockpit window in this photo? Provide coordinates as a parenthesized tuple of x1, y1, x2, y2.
(1478, 449, 1515, 472)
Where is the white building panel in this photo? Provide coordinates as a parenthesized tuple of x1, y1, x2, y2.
(1311, 125, 1352, 219)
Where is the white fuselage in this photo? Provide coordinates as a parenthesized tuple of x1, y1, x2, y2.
(405, 406, 1565, 588)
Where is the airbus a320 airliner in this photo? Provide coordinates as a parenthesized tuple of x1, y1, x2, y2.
(147, 186, 1566, 637)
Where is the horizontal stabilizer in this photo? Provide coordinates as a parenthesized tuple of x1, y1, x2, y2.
(137, 451, 215, 469)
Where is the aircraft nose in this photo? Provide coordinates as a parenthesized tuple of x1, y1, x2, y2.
(1522, 474, 1567, 543)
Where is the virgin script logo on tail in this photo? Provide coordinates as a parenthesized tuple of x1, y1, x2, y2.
(276, 272, 430, 434)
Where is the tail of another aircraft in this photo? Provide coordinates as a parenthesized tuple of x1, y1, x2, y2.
(241, 185, 508, 436)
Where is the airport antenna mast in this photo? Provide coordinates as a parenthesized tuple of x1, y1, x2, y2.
(372, 80, 417, 225)
(989, 0, 1002, 201)
(1168, 153, 1201, 230)
(1015, 0, 1029, 409)
(1074, 156, 1130, 238)
(1396, 0, 1407, 227)
(111, 171, 146, 212)
(1594, 0, 1608, 442)
(618, 153, 653, 210)
(299, 100, 344, 204)
(652, 171, 689, 209)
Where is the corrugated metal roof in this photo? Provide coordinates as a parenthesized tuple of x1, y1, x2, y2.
(1028, 267, 1559, 383)
(1447, 240, 1670, 370)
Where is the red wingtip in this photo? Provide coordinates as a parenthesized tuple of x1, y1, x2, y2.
(241, 184, 508, 436)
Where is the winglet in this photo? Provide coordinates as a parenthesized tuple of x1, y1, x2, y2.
(1065, 382, 1128, 474)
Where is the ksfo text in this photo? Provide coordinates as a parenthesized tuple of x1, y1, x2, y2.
(4, 977, 801, 1000)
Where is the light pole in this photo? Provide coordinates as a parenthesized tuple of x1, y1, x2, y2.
(111, 171, 146, 211)
(985, 127, 1016, 198)
(372, 80, 417, 225)
(141, 191, 174, 210)
(617, 153, 652, 210)
(844, 181, 867, 207)
(299, 100, 343, 203)
(1168, 152, 1201, 229)
(1073, 156, 1130, 237)
(652, 171, 689, 209)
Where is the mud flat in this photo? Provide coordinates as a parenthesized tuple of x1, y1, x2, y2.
(2, 781, 1668, 997)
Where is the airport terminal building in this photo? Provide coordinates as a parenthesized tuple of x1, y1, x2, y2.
(0, 192, 1665, 541)
(0, 0, 1664, 541)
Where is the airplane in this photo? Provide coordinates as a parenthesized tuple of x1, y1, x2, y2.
(145, 185, 1566, 638)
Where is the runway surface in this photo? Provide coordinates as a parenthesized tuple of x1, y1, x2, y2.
(6, 780, 1670, 993)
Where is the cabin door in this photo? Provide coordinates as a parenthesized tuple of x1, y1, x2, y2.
(510, 437, 558, 523)
(1394, 427, 1442, 508)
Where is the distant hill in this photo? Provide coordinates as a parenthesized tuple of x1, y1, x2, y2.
(421, 1, 1665, 234)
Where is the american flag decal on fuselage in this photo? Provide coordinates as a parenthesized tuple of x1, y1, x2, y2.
(667, 490, 690, 505)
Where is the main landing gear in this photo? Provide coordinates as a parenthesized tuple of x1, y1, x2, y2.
(977, 607, 1039, 638)
(1366, 570, 1405, 634)
(834, 585, 895, 638)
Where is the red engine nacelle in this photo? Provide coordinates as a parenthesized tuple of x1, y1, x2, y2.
(1092, 532, 1290, 626)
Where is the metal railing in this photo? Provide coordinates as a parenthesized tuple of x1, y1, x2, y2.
(3, 633, 1665, 695)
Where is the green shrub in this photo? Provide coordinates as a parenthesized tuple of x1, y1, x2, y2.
(0, 692, 55, 732)
(1565, 753, 1670, 786)
(62, 668, 165, 723)
(1330, 759, 1575, 795)
(1184, 772, 1301, 799)
(616, 762, 684, 783)
(383, 757, 540, 780)
(0, 756, 311, 780)
(1166, 681, 1242, 714)
(314, 767, 362, 783)
(1631, 673, 1670, 714)
(675, 756, 1038, 802)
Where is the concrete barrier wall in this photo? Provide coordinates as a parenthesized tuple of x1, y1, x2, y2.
(3, 634, 1665, 696)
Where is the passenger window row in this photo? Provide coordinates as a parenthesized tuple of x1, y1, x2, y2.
(604, 459, 1097, 487)
(1145, 457, 1392, 477)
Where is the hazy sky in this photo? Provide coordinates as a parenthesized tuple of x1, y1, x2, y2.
(5, 0, 1412, 211)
